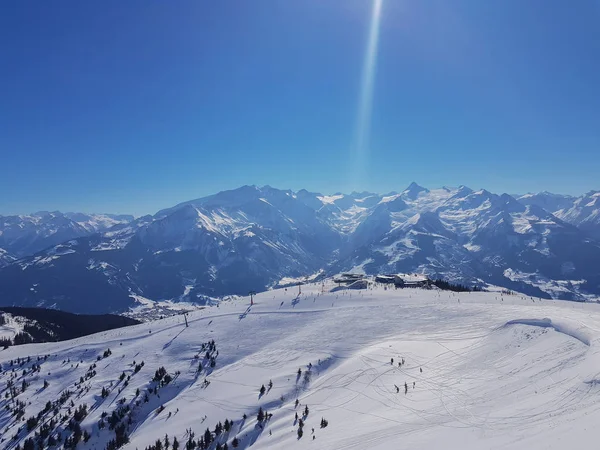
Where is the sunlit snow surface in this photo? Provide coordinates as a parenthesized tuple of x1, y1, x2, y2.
(2, 283, 600, 449)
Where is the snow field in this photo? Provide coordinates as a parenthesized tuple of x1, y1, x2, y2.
(2, 283, 600, 449)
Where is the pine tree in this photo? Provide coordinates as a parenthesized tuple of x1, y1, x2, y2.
(164, 434, 170, 449)
(257, 407, 264, 422)
(204, 428, 212, 445)
(172, 437, 180, 450)
(297, 427, 303, 439)
(186, 434, 195, 450)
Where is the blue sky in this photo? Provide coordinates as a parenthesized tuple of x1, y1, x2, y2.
(1, 0, 599, 216)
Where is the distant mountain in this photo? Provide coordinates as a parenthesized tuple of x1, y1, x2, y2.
(517, 191, 600, 239)
(553, 191, 600, 239)
(0, 211, 134, 258)
(517, 192, 577, 213)
(1, 184, 599, 313)
(64, 212, 135, 233)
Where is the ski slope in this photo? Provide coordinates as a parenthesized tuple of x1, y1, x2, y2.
(2, 283, 600, 449)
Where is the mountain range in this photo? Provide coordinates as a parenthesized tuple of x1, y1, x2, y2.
(0, 184, 599, 313)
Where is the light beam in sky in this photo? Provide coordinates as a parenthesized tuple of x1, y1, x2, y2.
(351, 0, 383, 188)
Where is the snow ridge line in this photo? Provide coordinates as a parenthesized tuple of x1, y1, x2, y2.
(503, 318, 592, 346)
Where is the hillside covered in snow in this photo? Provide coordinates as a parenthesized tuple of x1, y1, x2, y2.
(2, 282, 600, 450)
(0, 212, 133, 266)
(1, 184, 599, 313)
(0, 308, 139, 348)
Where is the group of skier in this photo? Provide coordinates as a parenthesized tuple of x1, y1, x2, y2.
(391, 357, 405, 367)
(391, 357, 421, 394)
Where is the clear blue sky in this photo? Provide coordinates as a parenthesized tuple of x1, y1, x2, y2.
(1, 0, 599, 216)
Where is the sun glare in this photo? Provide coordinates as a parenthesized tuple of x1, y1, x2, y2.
(352, 0, 383, 187)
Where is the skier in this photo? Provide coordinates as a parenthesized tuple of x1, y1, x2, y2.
(394, 384, 399, 393)
(413, 381, 415, 389)
(420, 367, 423, 373)
(391, 358, 394, 365)
(404, 382, 408, 394)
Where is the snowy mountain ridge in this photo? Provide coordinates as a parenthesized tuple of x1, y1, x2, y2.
(1, 184, 600, 313)
(0, 211, 134, 259)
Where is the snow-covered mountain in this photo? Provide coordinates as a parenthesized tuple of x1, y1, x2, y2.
(517, 190, 600, 239)
(336, 186, 600, 300)
(0, 211, 134, 258)
(2, 282, 600, 450)
(517, 191, 577, 213)
(1, 184, 600, 313)
(64, 212, 135, 234)
(553, 191, 600, 239)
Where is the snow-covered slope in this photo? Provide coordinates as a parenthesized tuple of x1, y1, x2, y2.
(0, 311, 24, 342)
(1, 184, 600, 313)
(2, 283, 600, 450)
